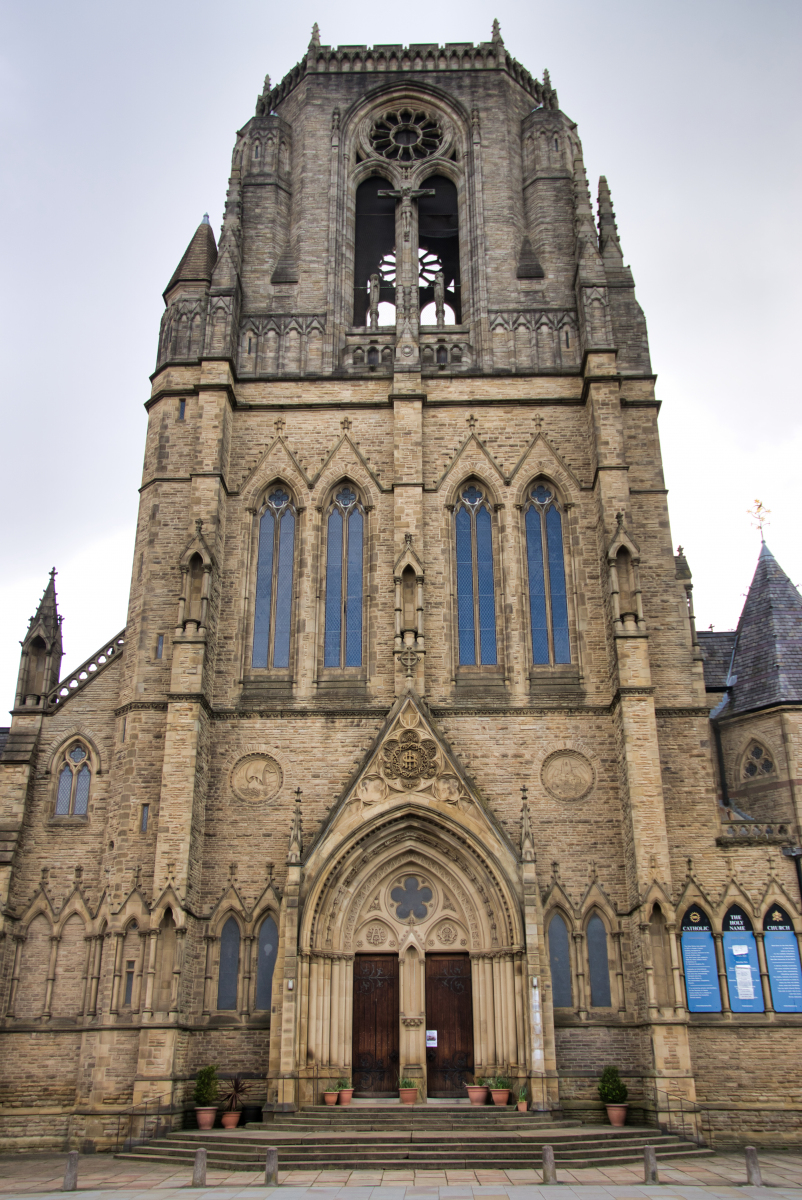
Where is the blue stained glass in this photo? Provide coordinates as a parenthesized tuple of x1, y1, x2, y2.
(345, 509, 363, 666)
(273, 509, 295, 668)
(336, 488, 356, 508)
(391, 877, 433, 920)
(476, 507, 497, 665)
(587, 915, 611, 1006)
(324, 509, 343, 666)
(547, 506, 570, 663)
(69, 746, 86, 763)
(462, 485, 483, 506)
(526, 507, 549, 664)
(532, 485, 552, 505)
(217, 917, 240, 1011)
(56, 765, 72, 815)
(455, 507, 475, 665)
(74, 765, 90, 816)
(252, 509, 275, 668)
(269, 489, 289, 507)
(548, 913, 573, 1007)
(255, 915, 278, 1011)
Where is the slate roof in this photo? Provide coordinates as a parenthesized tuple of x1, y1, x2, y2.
(726, 543, 802, 716)
(164, 218, 218, 296)
(698, 630, 736, 691)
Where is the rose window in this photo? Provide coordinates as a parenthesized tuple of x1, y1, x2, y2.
(391, 877, 433, 920)
(370, 110, 443, 161)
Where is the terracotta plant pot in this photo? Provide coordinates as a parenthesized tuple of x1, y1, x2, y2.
(323, 1091, 338, 1105)
(517, 1101, 528, 1112)
(466, 1085, 489, 1105)
(491, 1088, 511, 1106)
(221, 1111, 241, 1129)
(606, 1103, 628, 1127)
(399, 1087, 418, 1105)
(338, 1089, 354, 1106)
(195, 1106, 217, 1130)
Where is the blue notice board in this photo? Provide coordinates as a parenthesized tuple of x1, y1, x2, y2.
(680, 905, 721, 1012)
(764, 906, 802, 1013)
(723, 905, 764, 1013)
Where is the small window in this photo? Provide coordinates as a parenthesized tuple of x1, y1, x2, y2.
(742, 742, 775, 781)
(454, 484, 498, 666)
(565, 330, 570, 348)
(178, 398, 186, 420)
(121, 717, 126, 743)
(217, 917, 240, 1010)
(324, 486, 365, 668)
(548, 912, 573, 1007)
(254, 143, 260, 159)
(248, 336, 253, 354)
(54, 741, 92, 818)
(124, 960, 136, 1006)
(252, 488, 297, 670)
(140, 804, 149, 833)
(255, 915, 278, 1010)
(155, 634, 164, 659)
(587, 914, 612, 1006)
(367, 345, 379, 366)
(524, 483, 571, 665)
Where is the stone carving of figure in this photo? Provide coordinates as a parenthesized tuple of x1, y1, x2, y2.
(368, 272, 380, 330)
(434, 271, 445, 329)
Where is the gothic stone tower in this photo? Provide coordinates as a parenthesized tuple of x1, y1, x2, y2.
(1, 24, 801, 1151)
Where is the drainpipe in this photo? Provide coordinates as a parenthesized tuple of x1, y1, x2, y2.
(782, 847, 802, 908)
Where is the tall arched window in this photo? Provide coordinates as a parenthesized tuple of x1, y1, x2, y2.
(255, 915, 278, 1011)
(54, 741, 92, 817)
(548, 912, 573, 1007)
(524, 483, 570, 664)
(324, 486, 365, 668)
(217, 917, 241, 1011)
(455, 484, 497, 666)
(252, 487, 296, 669)
(649, 904, 674, 1006)
(586, 914, 612, 1007)
(186, 553, 204, 623)
(418, 174, 461, 322)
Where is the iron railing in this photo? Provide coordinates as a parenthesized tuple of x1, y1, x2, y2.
(115, 1090, 175, 1154)
(652, 1085, 713, 1148)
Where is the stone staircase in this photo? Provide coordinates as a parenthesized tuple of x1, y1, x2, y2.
(117, 1102, 714, 1172)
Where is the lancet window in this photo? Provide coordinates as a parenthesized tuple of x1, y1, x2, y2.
(524, 483, 570, 664)
(54, 741, 92, 817)
(252, 488, 297, 669)
(324, 486, 365, 668)
(586, 914, 612, 1007)
(255, 915, 278, 1011)
(217, 916, 241, 1011)
(547, 911, 573, 1007)
(455, 484, 497, 666)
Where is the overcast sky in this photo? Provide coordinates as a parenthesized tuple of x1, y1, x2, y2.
(1, 0, 800, 713)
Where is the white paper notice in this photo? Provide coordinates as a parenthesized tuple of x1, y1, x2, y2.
(426, 1030, 437, 1047)
(732, 945, 749, 956)
(734, 963, 755, 999)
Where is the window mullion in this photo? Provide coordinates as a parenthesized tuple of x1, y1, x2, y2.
(541, 508, 555, 665)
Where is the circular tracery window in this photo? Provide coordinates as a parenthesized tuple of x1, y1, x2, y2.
(370, 110, 443, 161)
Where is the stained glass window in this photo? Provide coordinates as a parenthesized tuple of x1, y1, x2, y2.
(54, 742, 91, 817)
(391, 877, 433, 920)
(217, 917, 240, 1011)
(324, 487, 364, 668)
(255, 915, 278, 1010)
(743, 743, 774, 779)
(454, 484, 497, 665)
(548, 912, 573, 1007)
(252, 489, 296, 669)
(587, 914, 612, 1006)
(525, 483, 571, 665)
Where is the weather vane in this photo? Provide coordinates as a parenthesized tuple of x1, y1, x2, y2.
(747, 499, 770, 542)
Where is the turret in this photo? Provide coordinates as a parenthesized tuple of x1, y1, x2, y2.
(14, 569, 63, 709)
(156, 215, 218, 368)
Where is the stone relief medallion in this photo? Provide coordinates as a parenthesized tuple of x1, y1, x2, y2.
(383, 729, 438, 790)
(230, 753, 282, 803)
(365, 924, 388, 946)
(358, 775, 387, 806)
(438, 923, 457, 945)
(541, 750, 595, 802)
(434, 774, 463, 805)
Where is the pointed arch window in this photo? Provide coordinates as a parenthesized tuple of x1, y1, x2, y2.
(547, 911, 573, 1007)
(255, 915, 278, 1011)
(455, 484, 498, 666)
(217, 917, 241, 1011)
(252, 488, 296, 669)
(324, 486, 365, 668)
(54, 741, 92, 817)
(586, 914, 612, 1007)
(524, 483, 570, 664)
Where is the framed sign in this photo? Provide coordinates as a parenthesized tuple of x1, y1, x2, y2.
(426, 1029, 437, 1047)
(764, 905, 802, 1013)
(722, 904, 764, 1013)
(680, 905, 721, 1012)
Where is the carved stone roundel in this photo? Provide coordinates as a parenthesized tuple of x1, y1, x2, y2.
(365, 924, 388, 946)
(383, 729, 437, 790)
(541, 750, 595, 802)
(439, 923, 457, 945)
(231, 753, 282, 803)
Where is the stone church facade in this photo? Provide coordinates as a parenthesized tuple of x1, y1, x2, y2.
(1, 24, 801, 1152)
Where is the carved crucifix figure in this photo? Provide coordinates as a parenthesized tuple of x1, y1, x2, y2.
(368, 272, 380, 331)
(376, 182, 436, 364)
(377, 185, 435, 245)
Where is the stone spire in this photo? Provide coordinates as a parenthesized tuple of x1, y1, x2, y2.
(287, 793, 303, 864)
(572, 148, 604, 279)
(726, 544, 802, 716)
(15, 569, 63, 707)
(597, 176, 624, 267)
(163, 218, 218, 299)
(491, 19, 504, 45)
(309, 22, 321, 47)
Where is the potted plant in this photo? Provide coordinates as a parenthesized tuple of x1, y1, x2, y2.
(219, 1074, 249, 1129)
(193, 1065, 219, 1130)
(323, 1080, 339, 1105)
(517, 1085, 528, 1113)
(466, 1076, 489, 1105)
(336, 1077, 354, 1106)
(598, 1066, 628, 1126)
(398, 1077, 418, 1105)
(490, 1075, 511, 1106)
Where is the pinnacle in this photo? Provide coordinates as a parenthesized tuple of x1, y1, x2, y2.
(164, 218, 218, 297)
(597, 176, 623, 264)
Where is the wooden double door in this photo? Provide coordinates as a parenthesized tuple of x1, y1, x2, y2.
(351, 952, 473, 1097)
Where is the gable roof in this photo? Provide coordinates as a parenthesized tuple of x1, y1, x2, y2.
(163, 217, 218, 297)
(726, 543, 802, 716)
(698, 630, 736, 691)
